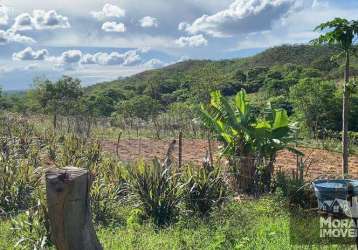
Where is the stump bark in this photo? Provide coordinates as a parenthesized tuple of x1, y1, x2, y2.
(46, 167, 103, 250)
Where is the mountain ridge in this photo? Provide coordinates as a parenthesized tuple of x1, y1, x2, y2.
(87, 44, 341, 93)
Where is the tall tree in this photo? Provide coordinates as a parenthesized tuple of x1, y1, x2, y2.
(311, 18, 358, 177)
(116, 95, 162, 121)
(34, 76, 83, 131)
(290, 78, 340, 134)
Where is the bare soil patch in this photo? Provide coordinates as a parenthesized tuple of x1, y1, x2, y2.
(101, 139, 358, 180)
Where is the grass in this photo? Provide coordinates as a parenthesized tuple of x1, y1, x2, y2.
(96, 198, 285, 250)
(0, 196, 355, 250)
(299, 137, 358, 155)
(0, 219, 14, 250)
(97, 197, 355, 249)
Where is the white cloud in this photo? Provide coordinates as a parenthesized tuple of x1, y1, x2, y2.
(12, 13, 33, 31)
(81, 53, 96, 64)
(102, 21, 126, 32)
(0, 66, 12, 74)
(47, 50, 82, 70)
(13, 47, 48, 60)
(0, 6, 9, 25)
(0, 30, 36, 44)
(144, 58, 166, 69)
(121, 50, 142, 65)
(33, 10, 70, 29)
(183, 0, 295, 37)
(60, 50, 82, 63)
(91, 3, 125, 20)
(86, 52, 123, 65)
(137, 47, 151, 53)
(42, 49, 144, 71)
(233, 0, 358, 50)
(175, 34, 208, 47)
(139, 16, 159, 28)
(11, 10, 70, 31)
(176, 56, 190, 62)
(178, 22, 189, 31)
(24, 64, 39, 71)
(311, 0, 329, 8)
(81, 49, 141, 66)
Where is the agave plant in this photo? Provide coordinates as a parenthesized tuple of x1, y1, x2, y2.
(199, 90, 300, 193)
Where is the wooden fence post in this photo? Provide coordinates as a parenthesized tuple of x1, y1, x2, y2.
(207, 132, 213, 167)
(178, 131, 183, 168)
(46, 167, 103, 250)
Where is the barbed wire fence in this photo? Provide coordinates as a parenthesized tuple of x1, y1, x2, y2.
(0, 119, 354, 222)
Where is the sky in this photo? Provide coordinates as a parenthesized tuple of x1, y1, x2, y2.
(0, 0, 357, 90)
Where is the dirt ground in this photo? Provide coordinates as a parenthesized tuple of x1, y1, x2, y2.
(101, 138, 358, 180)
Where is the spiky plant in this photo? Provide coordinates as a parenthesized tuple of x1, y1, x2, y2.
(124, 159, 184, 226)
(183, 160, 227, 217)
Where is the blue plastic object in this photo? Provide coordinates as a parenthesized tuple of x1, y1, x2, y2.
(312, 179, 358, 216)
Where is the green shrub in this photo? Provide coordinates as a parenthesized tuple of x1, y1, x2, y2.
(11, 209, 49, 250)
(55, 134, 101, 169)
(124, 159, 184, 226)
(126, 208, 145, 228)
(273, 172, 315, 209)
(0, 138, 41, 213)
(86, 149, 126, 225)
(183, 163, 228, 216)
(10, 187, 51, 250)
(91, 178, 122, 225)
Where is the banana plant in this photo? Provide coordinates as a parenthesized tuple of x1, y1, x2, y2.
(199, 90, 300, 193)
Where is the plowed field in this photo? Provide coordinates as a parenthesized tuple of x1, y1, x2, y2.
(101, 139, 358, 180)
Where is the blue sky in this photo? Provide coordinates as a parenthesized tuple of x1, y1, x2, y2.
(0, 0, 357, 90)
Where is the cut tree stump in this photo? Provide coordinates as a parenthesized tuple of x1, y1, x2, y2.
(46, 167, 103, 250)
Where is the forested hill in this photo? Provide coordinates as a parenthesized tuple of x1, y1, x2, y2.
(87, 44, 349, 95)
(82, 44, 358, 118)
(243, 45, 338, 68)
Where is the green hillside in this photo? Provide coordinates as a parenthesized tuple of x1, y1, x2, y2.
(5, 44, 358, 133)
(86, 45, 358, 110)
(87, 45, 349, 95)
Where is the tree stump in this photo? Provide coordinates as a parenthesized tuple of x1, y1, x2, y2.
(46, 167, 103, 250)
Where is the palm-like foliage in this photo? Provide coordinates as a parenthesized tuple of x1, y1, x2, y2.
(311, 18, 358, 177)
(200, 90, 296, 156)
(311, 18, 358, 51)
(199, 90, 298, 193)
